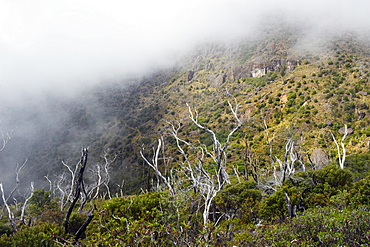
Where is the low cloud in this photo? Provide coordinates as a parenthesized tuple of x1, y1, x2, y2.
(0, 0, 369, 104)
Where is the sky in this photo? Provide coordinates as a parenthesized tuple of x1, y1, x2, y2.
(0, 0, 369, 103)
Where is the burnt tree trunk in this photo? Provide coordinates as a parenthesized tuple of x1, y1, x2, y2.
(64, 148, 89, 234)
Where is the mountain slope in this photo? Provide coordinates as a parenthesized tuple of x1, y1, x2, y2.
(1, 27, 370, 195)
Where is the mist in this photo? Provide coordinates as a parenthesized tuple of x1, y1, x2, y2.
(1, 0, 369, 103)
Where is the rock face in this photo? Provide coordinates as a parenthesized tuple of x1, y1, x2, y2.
(310, 148, 330, 169)
(187, 70, 194, 81)
(339, 127, 354, 135)
(211, 73, 226, 87)
(249, 58, 300, 78)
(223, 58, 301, 82)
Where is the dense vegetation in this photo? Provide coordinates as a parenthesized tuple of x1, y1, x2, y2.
(0, 160, 369, 246)
(1, 26, 370, 245)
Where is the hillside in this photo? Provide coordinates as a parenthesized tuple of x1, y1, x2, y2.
(1, 24, 370, 246)
(1, 27, 370, 194)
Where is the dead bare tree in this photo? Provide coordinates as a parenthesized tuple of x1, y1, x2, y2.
(261, 138, 303, 192)
(0, 181, 34, 232)
(161, 93, 243, 226)
(78, 152, 115, 211)
(6, 159, 28, 203)
(139, 92, 244, 228)
(116, 179, 125, 198)
(20, 182, 34, 225)
(47, 150, 114, 213)
(274, 139, 297, 185)
(100, 151, 115, 199)
(259, 138, 308, 218)
(44, 175, 52, 193)
(64, 148, 92, 236)
(0, 183, 16, 231)
(330, 124, 348, 169)
(61, 159, 80, 207)
(140, 138, 175, 196)
(54, 172, 69, 211)
(185, 93, 243, 186)
(166, 120, 223, 226)
(242, 140, 259, 184)
(0, 122, 13, 152)
(0, 158, 32, 231)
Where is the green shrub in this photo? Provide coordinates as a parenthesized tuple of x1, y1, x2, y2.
(349, 175, 370, 208)
(345, 152, 370, 181)
(252, 207, 370, 246)
(259, 189, 288, 221)
(104, 191, 173, 222)
(0, 223, 63, 247)
(215, 181, 262, 222)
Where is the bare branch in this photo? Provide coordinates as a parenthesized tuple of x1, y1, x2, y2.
(0, 129, 13, 152)
(6, 158, 28, 202)
(186, 96, 243, 186)
(61, 160, 79, 204)
(140, 139, 175, 196)
(262, 138, 302, 192)
(0, 183, 16, 231)
(20, 182, 34, 224)
(44, 175, 52, 193)
(330, 124, 348, 169)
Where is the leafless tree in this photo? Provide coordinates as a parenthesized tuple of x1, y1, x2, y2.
(0, 168, 34, 231)
(261, 138, 303, 192)
(116, 179, 125, 198)
(274, 139, 297, 185)
(6, 159, 28, 203)
(64, 148, 89, 233)
(258, 138, 308, 218)
(48, 150, 114, 211)
(79, 152, 115, 211)
(63, 148, 97, 243)
(0, 121, 17, 222)
(140, 138, 175, 196)
(61, 159, 80, 205)
(20, 182, 34, 225)
(330, 124, 348, 169)
(165, 119, 224, 226)
(0, 120, 13, 152)
(242, 140, 259, 184)
(0, 183, 16, 231)
(0, 158, 32, 231)
(163, 93, 243, 226)
(140, 92, 243, 227)
(185, 93, 243, 186)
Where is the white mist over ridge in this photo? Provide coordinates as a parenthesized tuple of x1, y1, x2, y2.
(1, 0, 370, 103)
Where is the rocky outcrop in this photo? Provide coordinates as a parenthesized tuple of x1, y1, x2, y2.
(249, 58, 300, 78)
(310, 148, 329, 169)
(187, 70, 194, 81)
(339, 127, 354, 135)
(211, 73, 226, 87)
(223, 57, 301, 82)
(226, 66, 252, 82)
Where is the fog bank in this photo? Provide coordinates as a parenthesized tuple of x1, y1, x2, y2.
(1, 0, 369, 103)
